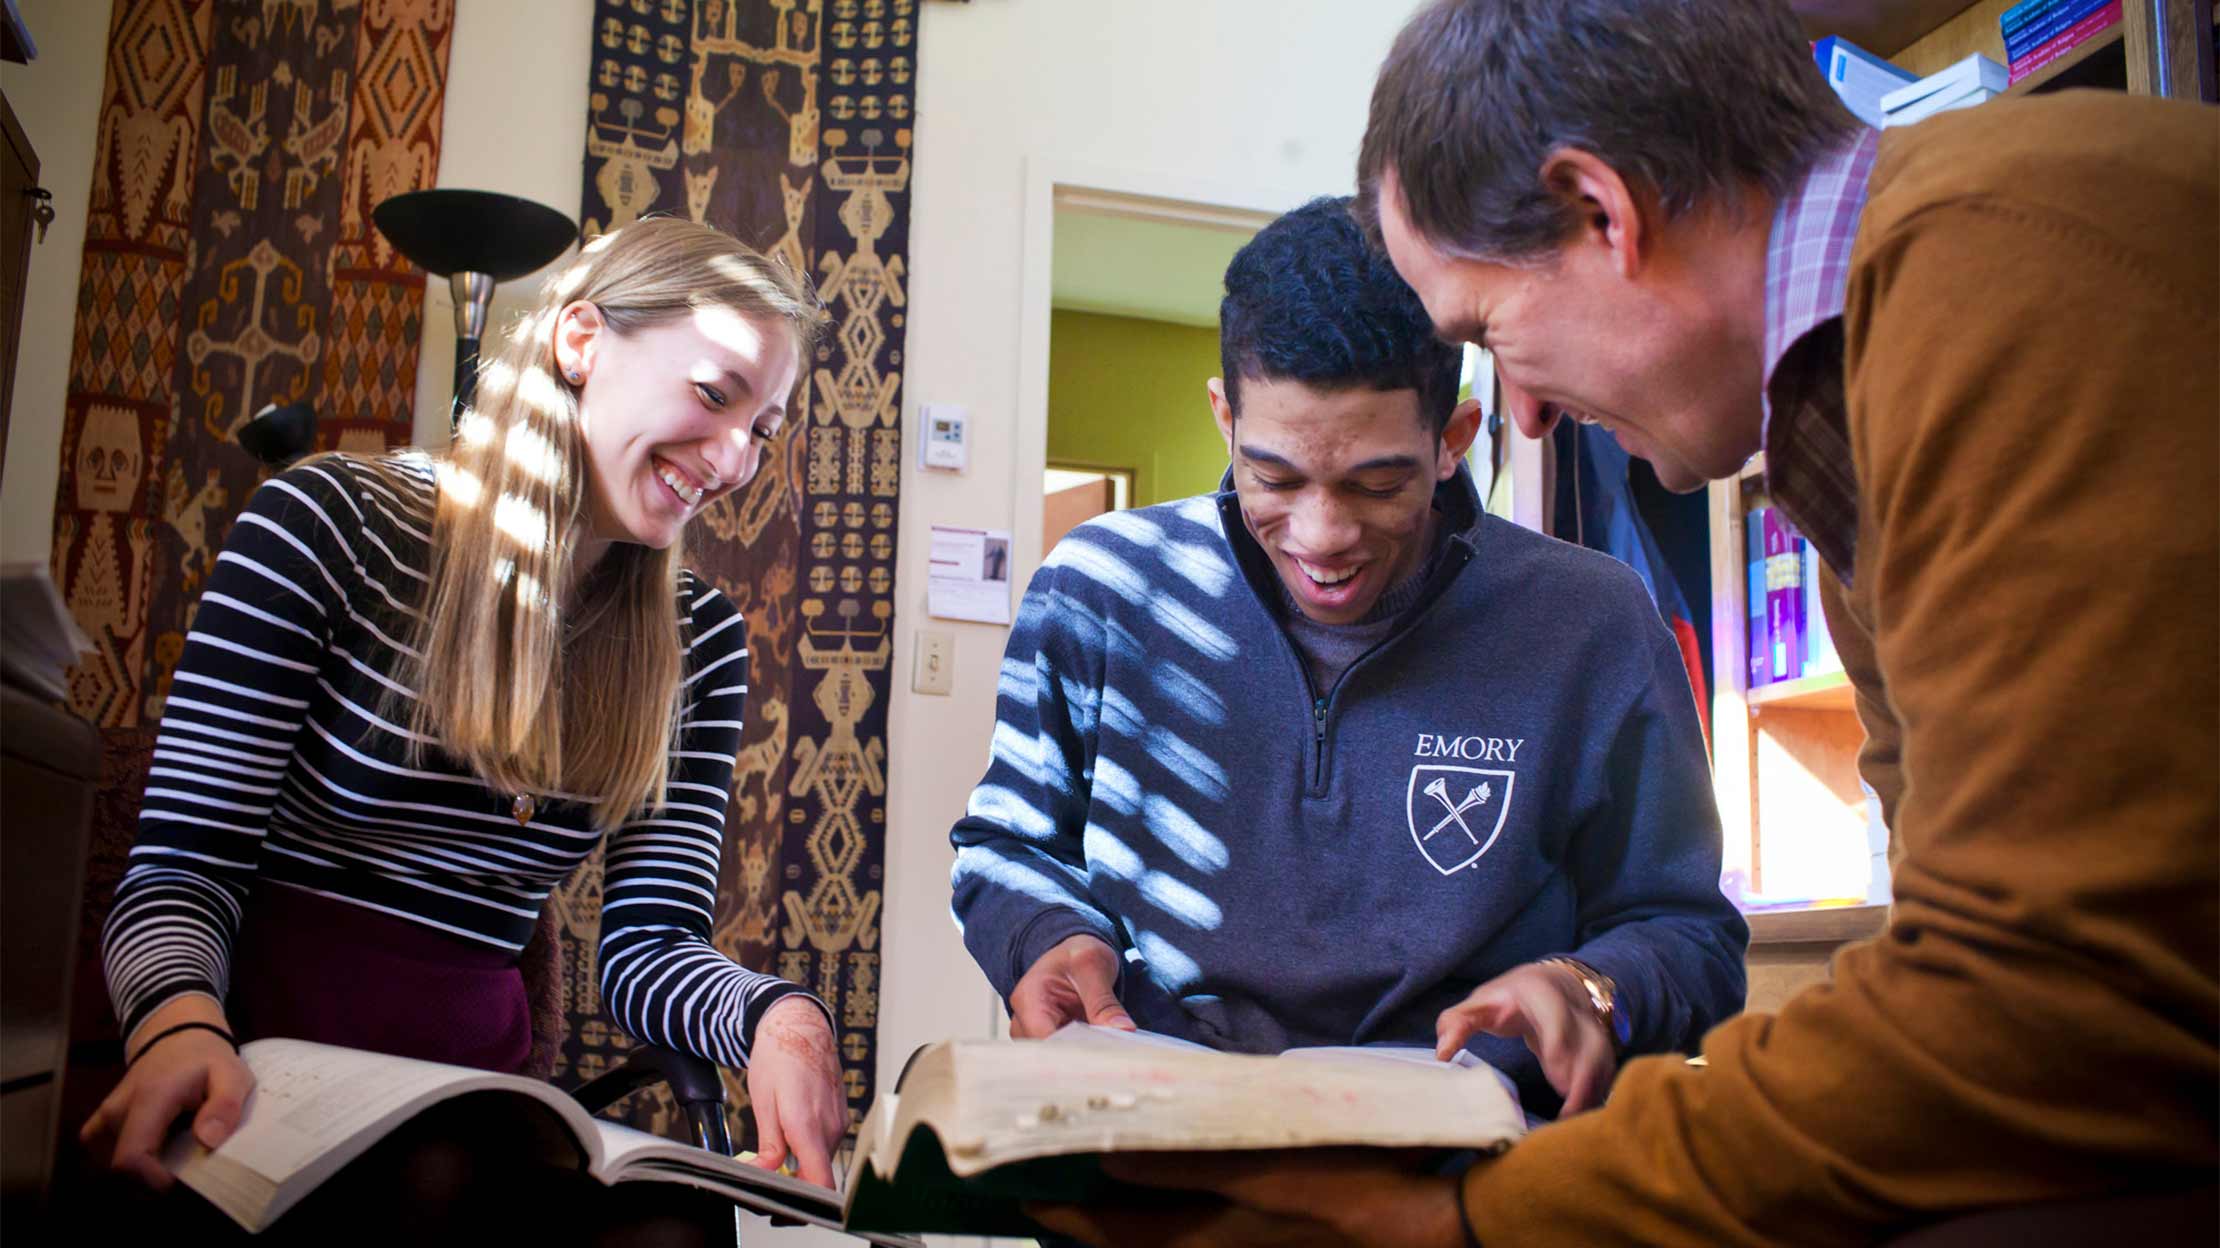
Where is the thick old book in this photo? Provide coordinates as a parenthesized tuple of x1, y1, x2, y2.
(165, 1038, 916, 1243)
(840, 1025, 1528, 1237)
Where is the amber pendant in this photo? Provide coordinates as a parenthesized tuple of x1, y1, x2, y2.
(511, 794, 536, 826)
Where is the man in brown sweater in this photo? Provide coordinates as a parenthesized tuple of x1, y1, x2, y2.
(1033, 1, 2216, 1244)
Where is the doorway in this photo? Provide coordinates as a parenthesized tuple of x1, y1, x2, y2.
(1041, 193, 1259, 553)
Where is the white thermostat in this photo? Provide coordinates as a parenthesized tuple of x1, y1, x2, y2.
(919, 402, 969, 472)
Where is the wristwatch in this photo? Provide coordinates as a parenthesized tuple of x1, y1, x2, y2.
(1541, 956, 1633, 1052)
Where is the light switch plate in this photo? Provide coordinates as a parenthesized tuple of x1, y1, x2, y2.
(913, 629, 953, 696)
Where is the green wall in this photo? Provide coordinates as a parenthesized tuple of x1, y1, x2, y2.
(1047, 310, 1230, 508)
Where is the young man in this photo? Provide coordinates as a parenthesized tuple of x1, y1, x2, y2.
(949, 196, 1746, 1120)
(1034, 3, 2217, 1246)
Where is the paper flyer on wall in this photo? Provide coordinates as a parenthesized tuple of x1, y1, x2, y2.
(928, 525, 1013, 625)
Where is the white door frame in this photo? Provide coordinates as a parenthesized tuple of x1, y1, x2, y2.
(1009, 158, 1299, 592)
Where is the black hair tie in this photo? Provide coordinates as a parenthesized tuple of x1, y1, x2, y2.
(127, 1020, 239, 1068)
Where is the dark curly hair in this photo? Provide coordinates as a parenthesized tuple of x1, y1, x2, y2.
(1219, 196, 1463, 435)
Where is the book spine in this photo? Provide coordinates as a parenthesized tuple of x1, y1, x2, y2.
(1802, 541, 1841, 676)
(2005, 0, 2105, 60)
(1784, 528, 1802, 675)
(1764, 511, 1796, 683)
(2000, 0, 2067, 36)
(2009, 1, 2122, 80)
(1747, 509, 1769, 689)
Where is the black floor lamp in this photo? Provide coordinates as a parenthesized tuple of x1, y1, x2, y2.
(370, 190, 578, 433)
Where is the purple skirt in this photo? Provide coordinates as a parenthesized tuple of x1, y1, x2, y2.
(228, 882, 532, 1074)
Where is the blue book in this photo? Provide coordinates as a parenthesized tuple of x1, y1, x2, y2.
(1812, 36, 1915, 128)
(2007, 0, 2105, 59)
(2001, 0, 2068, 35)
(1803, 542, 1841, 676)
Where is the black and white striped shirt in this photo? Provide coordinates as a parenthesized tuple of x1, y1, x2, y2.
(101, 454, 813, 1068)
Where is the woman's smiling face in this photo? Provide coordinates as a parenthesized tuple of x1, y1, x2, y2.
(558, 301, 800, 554)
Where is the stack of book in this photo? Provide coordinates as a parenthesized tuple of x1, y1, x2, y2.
(1745, 508, 1841, 691)
(1880, 53, 2008, 126)
(2001, 0, 2123, 84)
(1811, 35, 1915, 128)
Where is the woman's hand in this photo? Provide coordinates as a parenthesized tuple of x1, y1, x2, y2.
(743, 995, 848, 1188)
(79, 996, 255, 1190)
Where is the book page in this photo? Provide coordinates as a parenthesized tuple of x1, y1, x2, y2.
(594, 1120, 924, 1246)
(591, 1118, 842, 1213)
(173, 1038, 590, 1228)
(896, 1025, 1525, 1179)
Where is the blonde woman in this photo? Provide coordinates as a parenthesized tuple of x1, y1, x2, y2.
(80, 219, 848, 1201)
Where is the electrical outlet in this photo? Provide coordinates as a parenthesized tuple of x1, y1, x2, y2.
(913, 629, 953, 696)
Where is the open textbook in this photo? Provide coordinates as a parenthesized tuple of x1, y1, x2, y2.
(164, 1038, 917, 1243)
(839, 1024, 1527, 1236)
(169, 1029, 1523, 1239)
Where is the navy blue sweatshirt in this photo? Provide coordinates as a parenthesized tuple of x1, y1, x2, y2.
(949, 467, 1747, 1113)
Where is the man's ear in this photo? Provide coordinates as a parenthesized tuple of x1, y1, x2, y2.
(552, 301, 606, 383)
(1207, 377, 1236, 455)
(1438, 398, 1484, 479)
(1538, 148, 1648, 280)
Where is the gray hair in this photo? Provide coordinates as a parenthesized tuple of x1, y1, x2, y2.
(1357, 0, 1858, 262)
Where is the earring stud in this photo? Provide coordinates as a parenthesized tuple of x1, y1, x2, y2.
(568, 369, 582, 384)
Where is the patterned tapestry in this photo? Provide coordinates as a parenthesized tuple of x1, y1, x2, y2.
(556, 0, 913, 1149)
(50, 0, 452, 1037)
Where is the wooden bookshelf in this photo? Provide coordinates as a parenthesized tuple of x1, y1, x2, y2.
(1746, 902, 1890, 947)
(1749, 670, 1855, 712)
(1713, 0, 2207, 1002)
(1797, 0, 2209, 94)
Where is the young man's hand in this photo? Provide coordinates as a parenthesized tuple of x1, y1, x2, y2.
(1007, 934, 1135, 1038)
(1436, 959, 1617, 1114)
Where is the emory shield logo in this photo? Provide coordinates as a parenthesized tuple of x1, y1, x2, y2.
(1406, 765, 1515, 875)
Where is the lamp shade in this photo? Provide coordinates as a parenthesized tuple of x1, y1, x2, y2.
(371, 189, 577, 281)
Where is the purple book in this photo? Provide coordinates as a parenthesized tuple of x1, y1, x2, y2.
(1748, 508, 1770, 688)
(1764, 511, 1800, 683)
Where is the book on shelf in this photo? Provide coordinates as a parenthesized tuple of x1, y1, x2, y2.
(0, 561, 94, 702)
(1763, 510, 1800, 684)
(841, 1024, 1527, 1237)
(1745, 509, 1843, 691)
(162, 1038, 919, 1244)
(2009, 1, 2122, 82)
(1811, 35, 1915, 128)
(1747, 506, 1769, 689)
(1802, 543, 1841, 679)
(1881, 53, 2007, 126)
(2003, 0, 2108, 61)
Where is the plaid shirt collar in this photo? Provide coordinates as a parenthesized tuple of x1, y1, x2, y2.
(1762, 127, 1879, 429)
(1759, 128, 1879, 585)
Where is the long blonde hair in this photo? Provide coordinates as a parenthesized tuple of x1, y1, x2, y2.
(395, 218, 822, 828)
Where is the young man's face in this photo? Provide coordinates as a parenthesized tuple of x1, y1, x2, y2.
(1209, 376, 1479, 625)
(1375, 172, 1765, 494)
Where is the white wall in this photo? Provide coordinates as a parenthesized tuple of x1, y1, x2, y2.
(1, 0, 116, 564)
(405, 0, 593, 451)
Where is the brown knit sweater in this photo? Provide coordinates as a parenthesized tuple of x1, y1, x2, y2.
(1461, 91, 2218, 1246)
